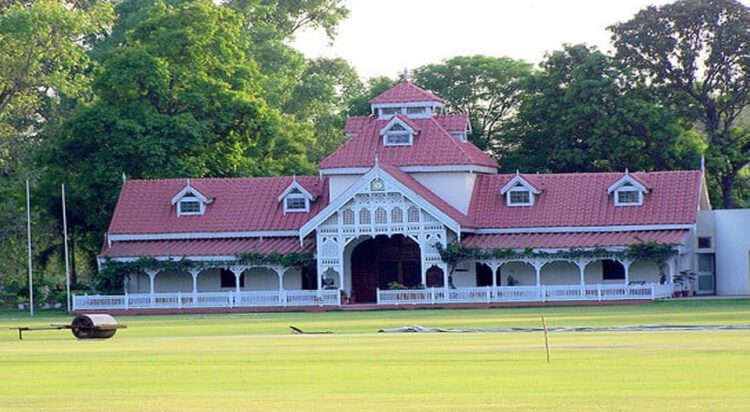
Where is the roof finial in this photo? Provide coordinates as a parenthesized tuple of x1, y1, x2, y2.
(624, 168, 629, 175)
(374, 153, 380, 167)
(187, 177, 191, 187)
(515, 169, 520, 177)
(402, 67, 410, 81)
(122, 172, 127, 183)
(292, 174, 297, 183)
(700, 155, 706, 172)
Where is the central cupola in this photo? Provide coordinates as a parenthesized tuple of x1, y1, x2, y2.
(369, 79, 446, 119)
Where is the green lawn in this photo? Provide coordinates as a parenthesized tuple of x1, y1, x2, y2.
(1, 300, 749, 411)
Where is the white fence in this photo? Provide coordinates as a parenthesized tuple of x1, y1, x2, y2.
(377, 283, 674, 305)
(73, 290, 341, 311)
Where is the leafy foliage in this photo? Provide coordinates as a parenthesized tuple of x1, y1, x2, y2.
(501, 44, 702, 173)
(38, 0, 316, 263)
(436, 240, 678, 271)
(413, 55, 532, 153)
(611, 0, 750, 207)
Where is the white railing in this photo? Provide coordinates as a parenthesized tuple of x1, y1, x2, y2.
(73, 290, 340, 311)
(377, 283, 674, 305)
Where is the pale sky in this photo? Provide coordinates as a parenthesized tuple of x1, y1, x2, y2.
(292, 0, 749, 79)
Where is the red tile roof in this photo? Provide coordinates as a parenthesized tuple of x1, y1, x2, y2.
(468, 171, 702, 229)
(322, 116, 497, 170)
(101, 237, 312, 258)
(435, 114, 471, 132)
(107, 176, 328, 235)
(369, 80, 446, 104)
(462, 230, 689, 250)
(379, 164, 470, 226)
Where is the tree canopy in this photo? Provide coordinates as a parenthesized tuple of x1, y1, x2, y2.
(37, 0, 316, 263)
(413, 55, 532, 154)
(500, 45, 702, 173)
(611, 0, 750, 207)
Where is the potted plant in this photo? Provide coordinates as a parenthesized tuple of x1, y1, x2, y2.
(506, 275, 519, 286)
(340, 289, 347, 305)
(672, 271, 696, 297)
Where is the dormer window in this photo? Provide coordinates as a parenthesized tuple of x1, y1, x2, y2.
(508, 186, 533, 206)
(500, 172, 542, 207)
(380, 116, 417, 146)
(171, 181, 210, 217)
(615, 184, 642, 206)
(284, 193, 309, 212)
(178, 198, 202, 215)
(385, 132, 412, 146)
(278, 178, 315, 214)
(608, 171, 649, 207)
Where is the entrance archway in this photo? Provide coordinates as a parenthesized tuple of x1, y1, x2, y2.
(351, 234, 421, 303)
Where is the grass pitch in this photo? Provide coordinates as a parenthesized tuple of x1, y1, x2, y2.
(1, 299, 749, 411)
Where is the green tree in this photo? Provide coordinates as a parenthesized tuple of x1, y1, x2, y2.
(0, 0, 113, 172)
(284, 58, 362, 163)
(610, 0, 750, 208)
(413, 55, 532, 153)
(38, 0, 315, 268)
(501, 44, 702, 173)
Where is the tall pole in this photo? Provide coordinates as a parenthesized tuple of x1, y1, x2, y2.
(62, 184, 71, 312)
(26, 180, 34, 317)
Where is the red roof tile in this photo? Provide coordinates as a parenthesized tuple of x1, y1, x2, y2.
(468, 171, 702, 228)
(462, 230, 689, 249)
(108, 176, 328, 235)
(435, 114, 471, 132)
(323, 116, 497, 170)
(369, 80, 446, 104)
(379, 164, 470, 226)
(101, 237, 312, 258)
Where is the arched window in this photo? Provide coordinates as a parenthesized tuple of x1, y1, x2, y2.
(391, 208, 403, 223)
(359, 208, 371, 225)
(407, 206, 420, 223)
(375, 208, 387, 224)
(342, 209, 354, 225)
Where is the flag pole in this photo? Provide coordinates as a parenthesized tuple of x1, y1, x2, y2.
(26, 180, 34, 317)
(62, 183, 71, 312)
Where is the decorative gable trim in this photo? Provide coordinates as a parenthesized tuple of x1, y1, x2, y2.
(170, 182, 209, 205)
(300, 165, 461, 238)
(170, 181, 211, 217)
(607, 171, 649, 194)
(500, 173, 542, 195)
(278, 177, 315, 214)
(379, 115, 417, 136)
(277, 178, 315, 202)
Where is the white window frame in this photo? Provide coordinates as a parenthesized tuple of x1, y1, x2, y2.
(178, 196, 204, 216)
(614, 188, 643, 206)
(284, 194, 309, 213)
(384, 132, 413, 146)
(507, 186, 534, 207)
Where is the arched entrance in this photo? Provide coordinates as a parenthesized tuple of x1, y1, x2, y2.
(351, 234, 421, 303)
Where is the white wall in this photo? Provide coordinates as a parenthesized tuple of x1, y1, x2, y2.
(411, 172, 477, 214)
(713, 210, 750, 295)
(540, 262, 579, 285)
(329, 175, 363, 201)
(124, 267, 305, 293)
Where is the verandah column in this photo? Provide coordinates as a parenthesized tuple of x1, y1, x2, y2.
(188, 268, 201, 304)
(145, 269, 159, 306)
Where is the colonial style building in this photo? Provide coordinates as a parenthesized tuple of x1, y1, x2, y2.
(80, 80, 722, 311)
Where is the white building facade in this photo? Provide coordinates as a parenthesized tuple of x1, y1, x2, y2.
(81, 80, 731, 312)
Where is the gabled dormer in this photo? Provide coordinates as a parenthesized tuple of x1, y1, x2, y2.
(171, 181, 211, 217)
(608, 170, 650, 207)
(500, 172, 542, 207)
(278, 177, 315, 214)
(380, 115, 418, 146)
(369, 79, 446, 120)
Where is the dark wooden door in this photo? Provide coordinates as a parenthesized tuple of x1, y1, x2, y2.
(351, 235, 421, 303)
